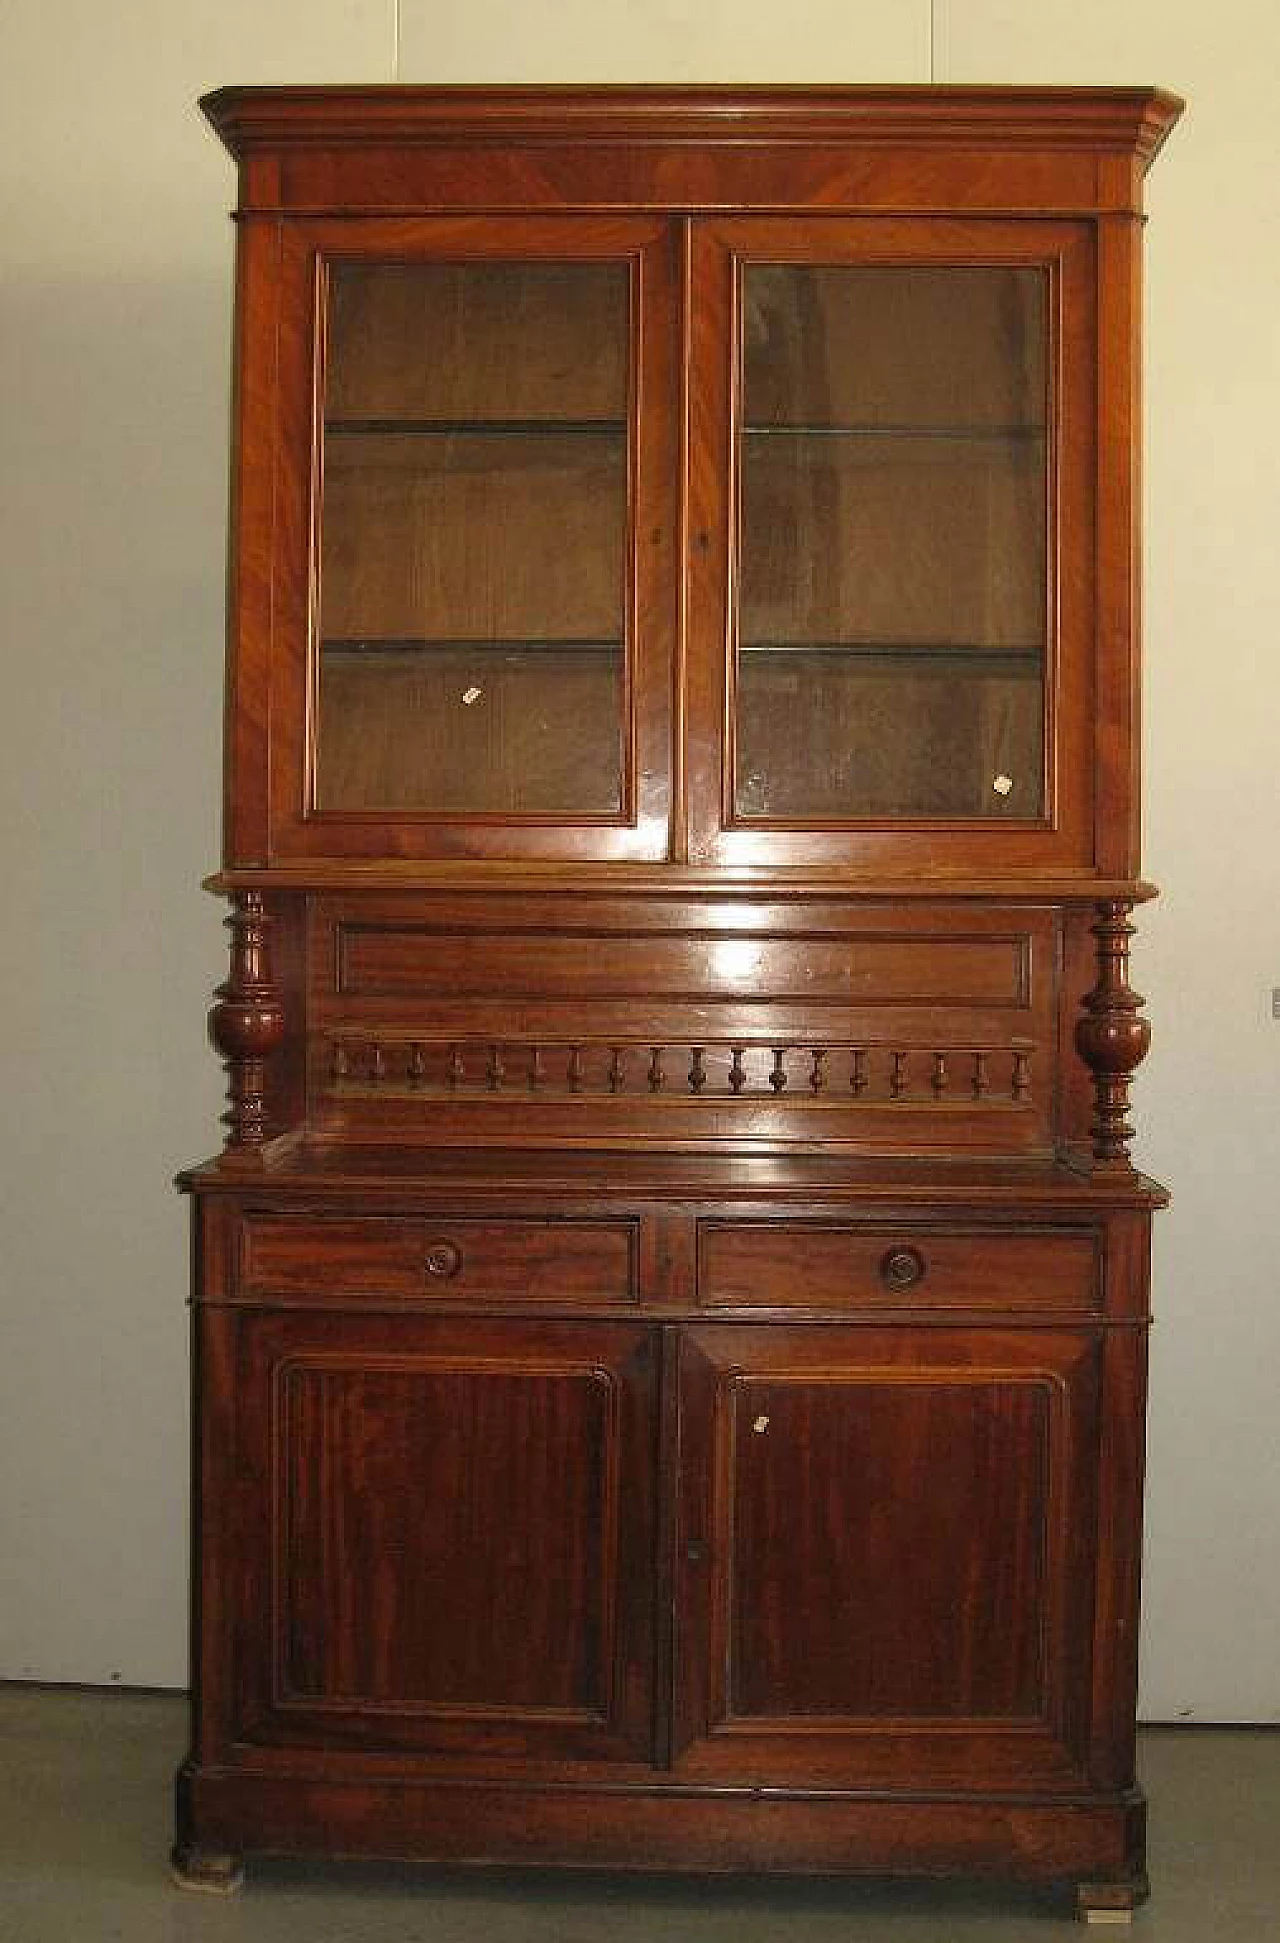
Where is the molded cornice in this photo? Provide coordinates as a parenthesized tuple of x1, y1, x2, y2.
(201, 85, 1183, 170)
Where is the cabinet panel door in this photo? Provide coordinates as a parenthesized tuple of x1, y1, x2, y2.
(674, 1324, 1100, 1790)
(232, 1312, 660, 1764)
(250, 215, 677, 863)
(684, 216, 1096, 871)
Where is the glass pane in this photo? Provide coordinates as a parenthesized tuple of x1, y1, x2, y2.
(735, 265, 1047, 821)
(316, 262, 629, 815)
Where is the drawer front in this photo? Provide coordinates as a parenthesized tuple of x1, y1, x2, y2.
(698, 1223, 1097, 1313)
(238, 1214, 637, 1304)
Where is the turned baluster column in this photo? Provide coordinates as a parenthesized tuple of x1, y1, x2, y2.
(208, 891, 286, 1159)
(1074, 900, 1151, 1174)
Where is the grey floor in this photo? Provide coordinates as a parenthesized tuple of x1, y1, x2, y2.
(0, 1688, 1276, 1941)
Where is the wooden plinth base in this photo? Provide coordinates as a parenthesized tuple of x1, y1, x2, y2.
(177, 1761, 1146, 1903)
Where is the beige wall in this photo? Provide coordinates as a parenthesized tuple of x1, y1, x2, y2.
(1, 2, 1275, 1717)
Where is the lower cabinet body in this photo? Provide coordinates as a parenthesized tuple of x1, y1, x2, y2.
(177, 1188, 1153, 1914)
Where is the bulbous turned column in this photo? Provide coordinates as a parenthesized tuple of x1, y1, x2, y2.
(208, 891, 286, 1159)
(1074, 900, 1151, 1175)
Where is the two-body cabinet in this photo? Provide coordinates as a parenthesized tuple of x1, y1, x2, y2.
(177, 87, 1180, 1921)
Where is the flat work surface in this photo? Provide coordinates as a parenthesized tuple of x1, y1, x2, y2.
(0, 1686, 1273, 1940)
(180, 1143, 1168, 1207)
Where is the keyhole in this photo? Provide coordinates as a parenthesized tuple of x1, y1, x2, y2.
(752, 1415, 770, 1434)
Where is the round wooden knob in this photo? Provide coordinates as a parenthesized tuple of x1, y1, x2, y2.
(879, 1245, 926, 1291)
(424, 1239, 463, 1279)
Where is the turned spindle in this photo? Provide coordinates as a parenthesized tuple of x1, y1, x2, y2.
(207, 891, 285, 1158)
(1074, 900, 1151, 1173)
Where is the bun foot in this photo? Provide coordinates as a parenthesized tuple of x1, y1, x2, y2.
(170, 1845, 245, 1894)
(1076, 1874, 1149, 1924)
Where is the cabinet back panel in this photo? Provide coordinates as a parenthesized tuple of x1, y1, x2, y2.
(317, 649, 623, 816)
(326, 261, 628, 423)
(735, 655, 1043, 822)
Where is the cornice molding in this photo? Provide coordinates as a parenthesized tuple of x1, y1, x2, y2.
(200, 85, 1183, 170)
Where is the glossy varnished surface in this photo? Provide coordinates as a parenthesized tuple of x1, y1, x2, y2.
(182, 1141, 1167, 1208)
(207, 92, 1172, 874)
(182, 84, 1177, 1907)
(232, 1313, 659, 1762)
(237, 1210, 637, 1302)
(201, 85, 1183, 177)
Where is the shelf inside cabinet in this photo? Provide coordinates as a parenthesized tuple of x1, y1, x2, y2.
(323, 425, 625, 483)
(742, 423, 1044, 442)
(738, 642, 1042, 670)
(325, 417, 627, 439)
(318, 645, 621, 668)
(319, 430, 626, 644)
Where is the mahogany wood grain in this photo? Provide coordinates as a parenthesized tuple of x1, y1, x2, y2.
(207, 864, 1162, 898)
(697, 1222, 1098, 1312)
(1075, 901, 1151, 1174)
(233, 1310, 660, 1762)
(329, 903, 1035, 1003)
(237, 1211, 637, 1304)
(208, 892, 286, 1156)
(1093, 215, 1145, 878)
(673, 1323, 1100, 1789)
(181, 85, 1178, 1908)
(724, 1378, 1048, 1714)
(298, 893, 1057, 1154)
(176, 1759, 1145, 1891)
(201, 85, 1182, 159)
(221, 220, 280, 868)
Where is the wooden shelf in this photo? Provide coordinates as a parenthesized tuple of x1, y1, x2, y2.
(743, 423, 1044, 441)
(322, 637, 622, 656)
(739, 641, 1042, 666)
(326, 417, 626, 438)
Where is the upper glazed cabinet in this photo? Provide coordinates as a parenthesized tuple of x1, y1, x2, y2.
(216, 90, 1174, 876)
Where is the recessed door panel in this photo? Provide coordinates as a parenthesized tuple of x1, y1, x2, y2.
(675, 1324, 1100, 1790)
(234, 1313, 660, 1764)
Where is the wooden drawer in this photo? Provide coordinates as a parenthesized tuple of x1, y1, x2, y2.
(697, 1223, 1097, 1313)
(237, 1214, 637, 1305)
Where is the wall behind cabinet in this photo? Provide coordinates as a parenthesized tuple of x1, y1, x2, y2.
(0, 0, 1276, 1720)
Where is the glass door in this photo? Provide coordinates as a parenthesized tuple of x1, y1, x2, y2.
(685, 217, 1095, 871)
(267, 216, 677, 860)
